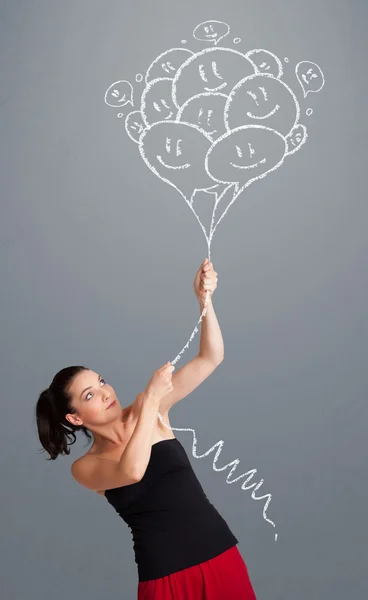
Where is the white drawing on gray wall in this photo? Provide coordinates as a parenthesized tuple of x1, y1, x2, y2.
(193, 20, 230, 46)
(103, 19, 326, 541)
(104, 80, 134, 108)
(295, 61, 325, 97)
(245, 49, 284, 78)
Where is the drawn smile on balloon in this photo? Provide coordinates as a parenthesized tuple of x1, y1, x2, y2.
(229, 142, 267, 169)
(157, 155, 190, 169)
(153, 100, 174, 120)
(156, 136, 191, 169)
(246, 87, 280, 120)
(230, 157, 266, 169)
(199, 62, 228, 93)
(247, 104, 279, 120)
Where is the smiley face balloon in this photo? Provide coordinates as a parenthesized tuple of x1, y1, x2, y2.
(224, 73, 300, 137)
(141, 78, 177, 126)
(205, 124, 287, 193)
(172, 47, 254, 109)
(139, 121, 218, 203)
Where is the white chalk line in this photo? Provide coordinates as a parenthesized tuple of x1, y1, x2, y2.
(295, 61, 325, 98)
(157, 411, 278, 541)
(193, 20, 230, 46)
(245, 48, 284, 79)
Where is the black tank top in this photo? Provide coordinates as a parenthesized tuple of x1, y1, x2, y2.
(104, 437, 238, 582)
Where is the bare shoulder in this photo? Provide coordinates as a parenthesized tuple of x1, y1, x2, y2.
(71, 451, 137, 492)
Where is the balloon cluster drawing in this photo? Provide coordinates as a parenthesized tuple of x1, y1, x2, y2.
(104, 20, 325, 259)
(103, 20, 326, 540)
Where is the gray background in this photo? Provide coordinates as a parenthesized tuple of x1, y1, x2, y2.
(1, 1, 367, 598)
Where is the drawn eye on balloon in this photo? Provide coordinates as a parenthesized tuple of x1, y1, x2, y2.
(176, 92, 228, 142)
(125, 110, 146, 143)
(224, 73, 300, 137)
(172, 47, 254, 109)
(193, 20, 230, 46)
(245, 49, 284, 79)
(104, 80, 134, 108)
(145, 48, 195, 84)
(285, 124, 307, 156)
(295, 61, 325, 97)
(141, 78, 177, 126)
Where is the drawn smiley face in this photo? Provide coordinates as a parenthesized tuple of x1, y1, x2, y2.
(202, 23, 219, 40)
(173, 48, 254, 109)
(145, 48, 194, 83)
(225, 73, 299, 137)
(193, 20, 230, 45)
(156, 135, 191, 170)
(177, 92, 227, 141)
(245, 49, 283, 78)
(104, 80, 134, 108)
(139, 121, 217, 202)
(206, 125, 287, 189)
(141, 78, 176, 126)
(230, 141, 267, 171)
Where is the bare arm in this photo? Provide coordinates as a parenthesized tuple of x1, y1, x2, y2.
(119, 390, 161, 480)
(71, 391, 160, 491)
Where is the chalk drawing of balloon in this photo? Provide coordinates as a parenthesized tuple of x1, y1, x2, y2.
(104, 80, 134, 108)
(145, 48, 195, 84)
(285, 124, 308, 156)
(141, 78, 177, 126)
(193, 20, 230, 46)
(138, 121, 221, 203)
(172, 47, 255, 109)
(139, 120, 232, 241)
(125, 110, 146, 143)
(224, 73, 300, 137)
(176, 92, 228, 142)
(205, 125, 287, 232)
(295, 61, 325, 97)
(245, 49, 284, 78)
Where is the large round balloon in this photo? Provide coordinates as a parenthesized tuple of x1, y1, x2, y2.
(172, 47, 255, 109)
(224, 73, 300, 137)
(139, 120, 218, 203)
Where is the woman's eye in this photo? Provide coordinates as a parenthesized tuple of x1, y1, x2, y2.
(86, 379, 106, 400)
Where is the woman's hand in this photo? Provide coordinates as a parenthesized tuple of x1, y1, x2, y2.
(193, 258, 218, 302)
(145, 362, 175, 402)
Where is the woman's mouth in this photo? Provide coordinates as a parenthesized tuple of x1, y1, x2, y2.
(106, 400, 116, 409)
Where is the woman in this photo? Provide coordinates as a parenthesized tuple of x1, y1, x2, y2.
(36, 259, 257, 599)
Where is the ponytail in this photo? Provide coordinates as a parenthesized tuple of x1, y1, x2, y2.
(35, 366, 92, 460)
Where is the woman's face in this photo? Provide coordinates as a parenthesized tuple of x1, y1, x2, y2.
(66, 370, 119, 427)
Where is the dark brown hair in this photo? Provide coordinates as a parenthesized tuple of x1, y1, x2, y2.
(35, 365, 93, 460)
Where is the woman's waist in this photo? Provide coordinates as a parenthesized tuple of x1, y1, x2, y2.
(130, 504, 235, 547)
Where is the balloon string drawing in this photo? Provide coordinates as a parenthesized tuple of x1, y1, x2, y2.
(104, 19, 325, 541)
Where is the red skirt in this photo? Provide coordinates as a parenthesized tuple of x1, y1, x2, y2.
(137, 545, 257, 599)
